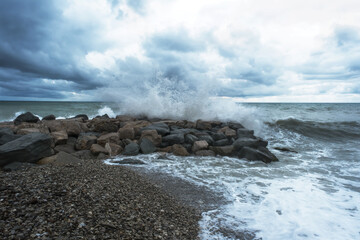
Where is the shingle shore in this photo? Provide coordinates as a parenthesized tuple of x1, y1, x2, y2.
(0, 160, 200, 240)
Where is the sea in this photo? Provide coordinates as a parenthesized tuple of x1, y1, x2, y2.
(1, 101, 359, 240)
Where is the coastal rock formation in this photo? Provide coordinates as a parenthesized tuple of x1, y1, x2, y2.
(0, 112, 279, 168)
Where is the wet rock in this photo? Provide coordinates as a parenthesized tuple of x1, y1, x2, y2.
(118, 128, 135, 140)
(105, 142, 123, 156)
(210, 145, 234, 156)
(0, 128, 20, 145)
(14, 112, 39, 125)
(218, 126, 237, 138)
(274, 147, 298, 153)
(162, 133, 185, 145)
(227, 122, 245, 130)
(75, 135, 97, 150)
(233, 137, 268, 150)
(0, 132, 53, 167)
(172, 144, 190, 156)
(195, 120, 212, 130)
(93, 120, 118, 133)
(185, 134, 198, 144)
(113, 158, 146, 165)
(51, 131, 68, 146)
(140, 130, 162, 146)
(116, 115, 136, 122)
(192, 140, 208, 152)
(62, 120, 88, 137)
(212, 132, 227, 141)
(140, 138, 156, 154)
(237, 128, 255, 138)
(74, 114, 89, 121)
(213, 139, 231, 146)
(97, 132, 120, 146)
(237, 146, 278, 163)
(123, 142, 140, 156)
(42, 114, 56, 120)
(195, 150, 215, 157)
(195, 133, 214, 145)
(141, 122, 170, 136)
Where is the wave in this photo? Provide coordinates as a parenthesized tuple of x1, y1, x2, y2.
(267, 118, 360, 141)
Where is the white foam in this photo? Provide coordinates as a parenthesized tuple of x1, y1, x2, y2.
(96, 106, 117, 118)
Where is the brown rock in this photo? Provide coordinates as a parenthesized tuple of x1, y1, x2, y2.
(51, 131, 68, 146)
(15, 122, 50, 134)
(93, 120, 118, 133)
(195, 150, 215, 156)
(116, 115, 136, 122)
(118, 128, 135, 140)
(16, 128, 41, 135)
(140, 130, 162, 146)
(175, 120, 196, 129)
(37, 155, 57, 165)
(192, 140, 208, 152)
(75, 135, 97, 150)
(105, 142, 123, 156)
(218, 126, 236, 138)
(98, 132, 121, 146)
(62, 120, 88, 136)
(43, 120, 62, 132)
(172, 144, 190, 156)
(210, 145, 234, 156)
(90, 144, 109, 156)
(157, 146, 173, 153)
(195, 120, 212, 130)
(37, 151, 81, 166)
(122, 120, 150, 136)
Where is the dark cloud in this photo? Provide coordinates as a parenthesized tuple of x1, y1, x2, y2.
(0, 0, 107, 100)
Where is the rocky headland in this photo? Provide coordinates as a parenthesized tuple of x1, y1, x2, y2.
(0, 112, 278, 239)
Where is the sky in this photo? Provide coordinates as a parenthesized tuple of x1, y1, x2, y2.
(0, 0, 360, 102)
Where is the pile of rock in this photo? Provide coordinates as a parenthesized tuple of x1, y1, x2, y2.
(0, 112, 278, 169)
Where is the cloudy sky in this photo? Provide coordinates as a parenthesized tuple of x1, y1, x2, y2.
(1, 0, 360, 102)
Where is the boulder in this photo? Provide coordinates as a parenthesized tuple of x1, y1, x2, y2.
(195, 120, 212, 130)
(162, 133, 185, 145)
(71, 150, 95, 160)
(90, 144, 109, 156)
(118, 128, 135, 140)
(61, 120, 88, 136)
(237, 128, 255, 138)
(140, 122, 170, 136)
(112, 158, 146, 165)
(228, 122, 245, 130)
(172, 144, 190, 156)
(17, 128, 41, 135)
(79, 132, 101, 137)
(185, 134, 198, 144)
(14, 112, 39, 125)
(212, 132, 227, 141)
(54, 137, 76, 154)
(43, 120, 63, 132)
(74, 114, 89, 121)
(38, 151, 82, 166)
(42, 114, 56, 120)
(93, 120, 118, 133)
(98, 132, 120, 146)
(218, 126, 237, 138)
(0, 128, 20, 145)
(105, 142, 123, 156)
(195, 150, 215, 157)
(0, 133, 53, 167)
(196, 133, 214, 145)
(51, 130, 68, 146)
(116, 115, 136, 122)
(139, 138, 156, 154)
(192, 140, 208, 152)
(122, 120, 150, 136)
(233, 137, 268, 150)
(236, 146, 278, 163)
(213, 139, 232, 146)
(210, 145, 234, 156)
(123, 142, 140, 156)
(75, 135, 97, 150)
(140, 130, 162, 146)
(175, 120, 196, 129)
(15, 123, 50, 134)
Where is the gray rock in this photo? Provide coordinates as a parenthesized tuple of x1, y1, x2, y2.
(233, 137, 268, 150)
(0, 128, 20, 145)
(140, 138, 156, 154)
(3, 162, 37, 172)
(227, 122, 245, 130)
(213, 139, 231, 146)
(54, 137, 76, 154)
(196, 133, 214, 145)
(14, 112, 40, 125)
(237, 146, 278, 163)
(42, 114, 56, 120)
(123, 142, 140, 156)
(79, 132, 101, 137)
(0, 133, 53, 166)
(72, 150, 95, 160)
(75, 135, 97, 150)
(74, 114, 89, 121)
(162, 133, 185, 145)
(51, 151, 82, 166)
(185, 134, 198, 144)
(141, 122, 170, 136)
(237, 128, 255, 138)
(212, 132, 227, 141)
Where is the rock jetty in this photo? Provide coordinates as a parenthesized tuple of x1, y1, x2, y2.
(0, 112, 278, 168)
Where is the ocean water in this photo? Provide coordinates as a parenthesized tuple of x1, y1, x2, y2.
(1, 102, 360, 239)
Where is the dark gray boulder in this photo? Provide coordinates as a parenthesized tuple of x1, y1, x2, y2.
(140, 138, 156, 154)
(14, 112, 40, 125)
(162, 133, 185, 145)
(42, 114, 56, 120)
(212, 132, 227, 141)
(236, 146, 278, 163)
(213, 139, 231, 146)
(74, 114, 89, 121)
(227, 122, 245, 130)
(0, 133, 53, 167)
(123, 142, 140, 156)
(0, 128, 21, 145)
(141, 122, 170, 136)
(185, 134, 198, 144)
(113, 158, 145, 165)
(196, 133, 214, 145)
(72, 150, 95, 160)
(237, 128, 255, 138)
(233, 137, 268, 150)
